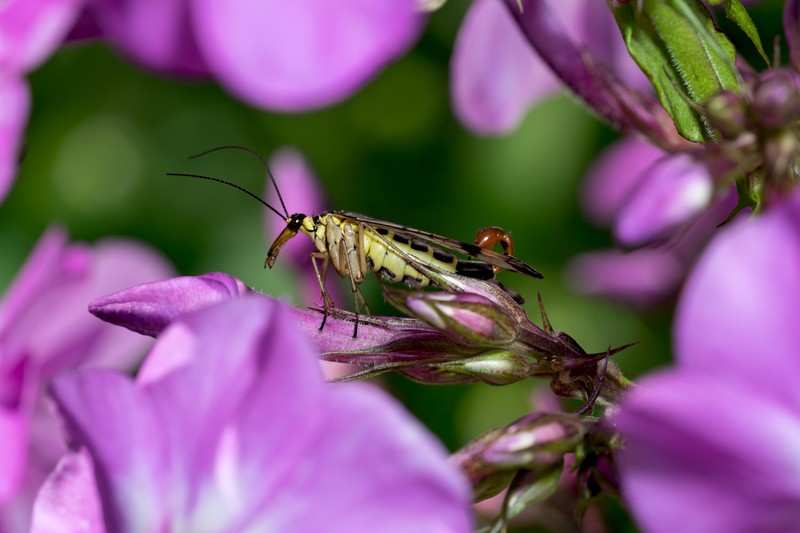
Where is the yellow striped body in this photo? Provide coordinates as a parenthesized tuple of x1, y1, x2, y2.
(301, 212, 473, 289)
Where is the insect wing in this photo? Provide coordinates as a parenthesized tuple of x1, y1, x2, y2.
(333, 211, 543, 279)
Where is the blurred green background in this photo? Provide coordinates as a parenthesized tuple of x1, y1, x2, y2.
(0, 0, 786, 529)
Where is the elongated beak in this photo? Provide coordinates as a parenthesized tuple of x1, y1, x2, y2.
(265, 226, 298, 268)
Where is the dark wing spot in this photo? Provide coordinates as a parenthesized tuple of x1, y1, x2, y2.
(410, 240, 428, 252)
(432, 249, 456, 264)
(365, 256, 375, 271)
(392, 233, 410, 245)
(455, 260, 494, 280)
(460, 243, 482, 257)
(376, 227, 389, 236)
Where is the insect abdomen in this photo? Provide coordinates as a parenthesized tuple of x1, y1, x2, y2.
(363, 226, 494, 287)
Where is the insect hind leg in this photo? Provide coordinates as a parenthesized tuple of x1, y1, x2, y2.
(310, 252, 335, 330)
(345, 261, 371, 338)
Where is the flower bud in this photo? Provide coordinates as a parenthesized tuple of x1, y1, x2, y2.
(482, 413, 585, 467)
(763, 128, 800, 181)
(406, 292, 519, 346)
(752, 69, 800, 130)
(704, 90, 747, 139)
(452, 413, 587, 500)
(440, 350, 541, 385)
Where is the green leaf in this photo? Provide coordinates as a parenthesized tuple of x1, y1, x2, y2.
(611, 0, 740, 142)
(722, 0, 769, 65)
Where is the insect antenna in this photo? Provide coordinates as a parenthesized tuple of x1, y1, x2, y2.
(167, 172, 286, 220)
(187, 145, 289, 218)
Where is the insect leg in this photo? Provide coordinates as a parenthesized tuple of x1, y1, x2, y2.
(310, 252, 333, 330)
(354, 223, 371, 317)
(339, 237, 366, 338)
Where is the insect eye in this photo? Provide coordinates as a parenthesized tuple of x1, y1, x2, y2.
(286, 213, 306, 231)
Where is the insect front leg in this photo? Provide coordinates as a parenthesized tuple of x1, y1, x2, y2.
(310, 251, 334, 330)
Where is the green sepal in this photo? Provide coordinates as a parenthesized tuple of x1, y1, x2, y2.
(715, 0, 769, 65)
(505, 461, 564, 519)
(612, 0, 740, 142)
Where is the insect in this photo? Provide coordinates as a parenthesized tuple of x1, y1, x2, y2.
(170, 146, 543, 336)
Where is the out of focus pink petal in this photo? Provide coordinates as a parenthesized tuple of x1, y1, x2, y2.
(675, 189, 800, 389)
(616, 370, 800, 533)
(0, 76, 29, 204)
(0, 0, 83, 72)
(192, 0, 422, 111)
(5, 237, 173, 376)
(49, 370, 170, 531)
(30, 450, 104, 533)
(581, 138, 665, 227)
(614, 154, 713, 247)
(451, 0, 560, 134)
(0, 408, 28, 502)
(566, 248, 683, 306)
(578, 1, 649, 92)
(89, 0, 208, 76)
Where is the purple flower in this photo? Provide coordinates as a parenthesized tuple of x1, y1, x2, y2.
(78, 0, 422, 111)
(0, 227, 172, 531)
(613, 188, 800, 532)
(31, 296, 472, 531)
(567, 138, 740, 306)
(0, 0, 84, 203)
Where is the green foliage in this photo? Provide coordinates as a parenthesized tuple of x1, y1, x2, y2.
(716, 0, 770, 64)
(612, 0, 740, 142)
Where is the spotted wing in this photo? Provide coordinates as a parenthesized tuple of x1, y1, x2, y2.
(334, 211, 543, 279)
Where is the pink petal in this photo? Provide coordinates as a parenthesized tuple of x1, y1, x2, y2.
(616, 370, 800, 533)
(0, 0, 83, 72)
(49, 370, 171, 532)
(30, 450, 104, 533)
(0, 407, 28, 502)
(192, 0, 422, 111)
(581, 138, 665, 227)
(48, 297, 470, 530)
(229, 384, 472, 531)
(577, 1, 650, 92)
(451, 0, 560, 134)
(89, 0, 208, 76)
(566, 248, 683, 306)
(0, 76, 29, 204)
(0, 227, 66, 337)
(614, 154, 713, 247)
(675, 189, 800, 390)
(2, 235, 173, 377)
